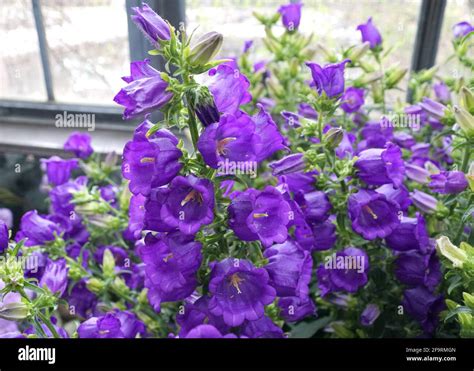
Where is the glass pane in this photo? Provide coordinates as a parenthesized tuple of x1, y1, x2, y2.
(0, 0, 46, 101)
(41, 0, 130, 105)
(436, 0, 473, 78)
(186, 0, 421, 103)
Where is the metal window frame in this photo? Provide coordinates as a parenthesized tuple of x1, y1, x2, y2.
(0, 0, 185, 155)
(407, 0, 447, 102)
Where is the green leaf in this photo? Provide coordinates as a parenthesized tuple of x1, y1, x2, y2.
(148, 49, 161, 56)
(447, 275, 463, 295)
(462, 205, 474, 223)
(444, 306, 473, 321)
(289, 316, 332, 338)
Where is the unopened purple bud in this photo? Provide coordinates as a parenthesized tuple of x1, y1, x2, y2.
(131, 3, 171, 46)
(269, 154, 305, 176)
(360, 304, 380, 326)
(405, 163, 431, 185)
(419, 98, 447, 121)
(411, 190, 438, 214)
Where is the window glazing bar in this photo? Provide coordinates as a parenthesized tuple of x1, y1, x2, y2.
(31, 0, 55, 101)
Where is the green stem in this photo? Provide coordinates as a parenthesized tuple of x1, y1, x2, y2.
(187, 106, 200, 152)
(460, 144, 471, 173)
(37, 311, 60, 338)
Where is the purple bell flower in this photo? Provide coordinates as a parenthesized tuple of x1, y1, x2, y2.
(394, 249, 442, 291)
(360, 304, 380, 326)
(0, 220, 8, 253)
(78, 310, 146, 338)
(114, 59, 174, 119)
(243, 40, 253, 53)
(41, 156, 78, 186)
(208, 258, 276, 327)
(65, 279, 97, 319)
(228, 186, 292, 247)
(63, 132, 93, 159)
(336, 132, 356, 159)
(122, 120, 182, 196)
(278, 1, 303, 31)
(17, 210, 62, 246)
(358, 119, 394, 150)
(177, 295, 230, 337)
(198, 107, 286, 169)
(356, 17, 382, 49)
(355, 142, 405, 188)
(240, 316, 285, 338)
(263, 240, 313, 299)
(184, 324, 235, 338)
(348, 189, 400, 240)
(317, 247, 370, 295)
(299, 219, 337, 251)
(131, 3, 171, 45)
(402, 286, 445, 335)
(428, 171, 468, 194)
(139, 232, 202, 312)
(278, 296, 316, 322)
(306, 59, 351, 98)
(340, 87, 365, 113)
(39, 259, 69, 297)
(278, 171, 317, 194)
(385, 213, 429, 253)
(393, 132, 416, 149)
(299, 103, 318, 119)
(294, 190, 331, 222)
(50, 176, 87, 217)
(0, 208, 13, 229)
(453, 21, 474, 39)
(145, 175, 214, 235)
(433, 82, 451, 104)
(205, 63, 252, 115)
(124, 194, 146, 241)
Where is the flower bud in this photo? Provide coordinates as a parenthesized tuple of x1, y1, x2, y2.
(436, 236, 468, 268)
(102, 249, 116, 278)
(354, 71, 383, 86)
(267, 78, 285, 98)
(463, 292, 474, 310)
(331, 322, 354, 338)
(86, 278, 106, 295)
(458, 312, 473, 330)
(189, 32, 223, 66)
(111, 277, 130, 297)
(454, 105, 474, 138)
(418, 66, 438, 83)
(460, 86, 474, 113)
(347, 42, 370, 63)
(324, 127, 344, 149)
(316, 43, 337, 62)
(445, 299, 459, 311)
(385, 66, 407, 89)
(419, 98, 447, 121)
(188, 86, 220, 128)
(467, 162, 474, 191)
(371, 81, 384, 104)
(0, 299, 29, 321)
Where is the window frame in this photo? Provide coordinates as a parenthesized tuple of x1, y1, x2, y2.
(0, 0, 446, 155)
